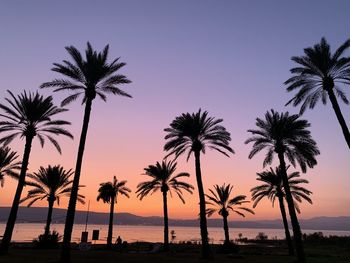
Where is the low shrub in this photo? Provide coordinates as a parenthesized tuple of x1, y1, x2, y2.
(33, 230, 62, 249)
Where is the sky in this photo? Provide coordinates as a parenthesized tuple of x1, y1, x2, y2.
(0, 0, 349, 221)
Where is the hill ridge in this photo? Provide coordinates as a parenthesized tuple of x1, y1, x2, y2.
(0, 207, 349, 231)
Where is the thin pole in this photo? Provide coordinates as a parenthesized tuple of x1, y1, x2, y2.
(84, 200, 90, 232)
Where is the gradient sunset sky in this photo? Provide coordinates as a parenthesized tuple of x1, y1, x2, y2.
(0, 1, 349, 221)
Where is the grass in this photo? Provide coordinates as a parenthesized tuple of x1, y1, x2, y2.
(0, 242, 349, 263)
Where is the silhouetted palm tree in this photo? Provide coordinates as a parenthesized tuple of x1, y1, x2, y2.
(97, 176, 130, 249)
(136, 160, 194, 251)
(0, 90, 72, 253)
(285, 37, 350, 149)
(41, 42, 131, 262)
(164, 109, 234, 258)
(20, 165, 85, 239)
(206, 184, 254, 244)
(245, 110, 319, 263)
(0, 147, 21, 189)
(251, 166, 313, 255)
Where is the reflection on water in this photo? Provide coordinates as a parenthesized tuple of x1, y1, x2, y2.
(1, 223, 349, 244)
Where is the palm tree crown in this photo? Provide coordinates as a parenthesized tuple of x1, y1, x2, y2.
(0, 90, 73, 153)
(285, 37, 350, 113)
(245, 109, 320, 173)
(0, 147, 21, 187)
(206, 184, 254, 218)
(21, 165, 85, 207)
(97, 176, 131, 204)
(136, 160, 194, 202)
(164, 109, 234, 160)
(40, 42, 132, 106)
(251, 166, 312, 213)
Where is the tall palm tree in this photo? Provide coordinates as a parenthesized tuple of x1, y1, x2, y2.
(245, 110, 319, 263)
(20, 165, 85, 239)
(40, 42, 131, 262)
(285, 37, 350, 149)
(206, 184, 254, 244)
(0, 90, 73, 253)
(0, 146, 21, 189)
(97, 176, 130, 249)
(251, 166, 313, 255)
(164, 109, 234, 258)
(136, 160, 194, 251)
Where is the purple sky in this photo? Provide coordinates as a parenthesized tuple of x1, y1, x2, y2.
(0, 1, 349, 219)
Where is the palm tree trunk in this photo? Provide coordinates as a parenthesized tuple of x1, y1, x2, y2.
(278, 152, 305, 263)
(222, 214, 230, 244)
(60, 98, 92, 263)
(327, 88, 350, 149)
(194, 150, 211, 258)
(162, 190, 169, 251)
(277, 193, 294, 255)
(107, 196, 115, 249)
(0, 136, 33, 253)
(44, 198, 55, 238)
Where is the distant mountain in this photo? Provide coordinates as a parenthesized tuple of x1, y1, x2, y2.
(0, 207, 349, 231)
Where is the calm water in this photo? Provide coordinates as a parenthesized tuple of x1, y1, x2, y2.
(1, 223, 349, 244)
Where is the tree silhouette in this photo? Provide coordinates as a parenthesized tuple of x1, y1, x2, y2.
(0, 146, 21, 189)
(136, 160, 193, 251)
(0, 90, 72, 253)
(41, 42, 131, 262)
(164, 109, 234, 258)
(251, 166, 312, 255)
(246, 109, 319, 263)
(285, 37, 350, 149)
(206, 184, 254, 244)
(20, 165, 85, 239)
(97, 176, 130, 249)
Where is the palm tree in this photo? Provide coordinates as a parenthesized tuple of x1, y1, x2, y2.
(40, 42, 131, 262)
(97, 176, 130, 249)
(245, 109, 319, 263)
(20, 165, 85, 239)
(285, 37, 350, 149)
(0, 146, 21, 189)
(206, 184, 254, 245)
(251, 166, 313, 255)
(164, 109, 234, 258)
(0, 90, 73, 253)
(136, 160, 194, 251)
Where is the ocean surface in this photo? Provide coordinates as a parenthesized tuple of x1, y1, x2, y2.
(1, 223, 349, 244)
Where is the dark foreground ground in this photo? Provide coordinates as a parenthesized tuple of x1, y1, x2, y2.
(0, 241, 349, 263)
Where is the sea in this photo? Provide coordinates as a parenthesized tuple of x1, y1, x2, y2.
(1, 223, 349, 244)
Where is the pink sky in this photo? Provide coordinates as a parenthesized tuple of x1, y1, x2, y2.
(0, 1, 349, 221)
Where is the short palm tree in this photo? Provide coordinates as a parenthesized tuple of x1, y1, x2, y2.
(0, 90, 73, 253)
(164, 109, 234, 258)
(20, 165, 85, 239)
(245, 109, 319, 263)
(285, 37, 350, 149)
(41, 42, 131, 262)
(206, 184, 254, 244)
(0, 146, 21, 189)
(97, 176, 131, 249)
(136, 160, 194, 251)
(251, 166, 313, 255)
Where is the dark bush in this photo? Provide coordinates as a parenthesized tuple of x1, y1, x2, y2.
(303, 232, 350, 247)
(256, 232, 268, 241)
(33, 230, 62, 249)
